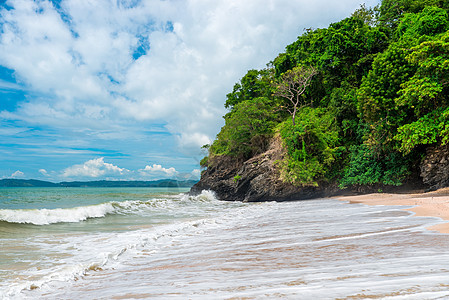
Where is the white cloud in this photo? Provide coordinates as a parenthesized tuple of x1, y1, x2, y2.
(0, 79, 23, 91)
(139, 164, 178, 178)
(175, 132, 212, 155)
(10, 170, 24, 178)
(191, 169, 201, 179)
(39, 169, 48, 176)
(62, 157, 127, 178)
(0, 0, 380, 158)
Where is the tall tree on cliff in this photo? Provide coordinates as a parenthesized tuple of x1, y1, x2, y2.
(273, 66, 317, 126)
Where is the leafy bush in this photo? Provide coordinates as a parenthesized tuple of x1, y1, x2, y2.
(396, 6, 448, 40)
(200, 156, 209, 168)
(340, 144, 411, 187)
(210, 97, 284, 158)
(278, 107, 339, 186)
(233, 174, 242, 183)
(278, 158, 324, 187)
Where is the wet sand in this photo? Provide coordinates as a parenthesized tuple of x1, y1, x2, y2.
(339, 188, 449, 234)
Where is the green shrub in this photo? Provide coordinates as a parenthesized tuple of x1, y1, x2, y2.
(200, 156, 209, 168)
(277, 107, 339, 186)
(210, 97, 283, 159)
(339, 144, 411, 188)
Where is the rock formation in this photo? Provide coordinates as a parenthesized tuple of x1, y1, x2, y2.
(190, 136, 340, 201)
(421, 144, 449, 191)
(190, 136, 449, 201)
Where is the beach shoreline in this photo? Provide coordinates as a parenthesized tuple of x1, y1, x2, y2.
(337, 188, 449, 234)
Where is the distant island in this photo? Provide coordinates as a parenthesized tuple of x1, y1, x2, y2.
(0, 179, 198, 188)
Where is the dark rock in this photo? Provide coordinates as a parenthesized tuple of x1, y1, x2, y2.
(190, 135, 433, 202)
(421, 144, 449, 190)
(190, 136, 343, 202)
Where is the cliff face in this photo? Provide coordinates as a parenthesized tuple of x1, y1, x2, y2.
(421, 144, 449, 191)
(190, 136, 340, 202)
(190, 136, 449, 202)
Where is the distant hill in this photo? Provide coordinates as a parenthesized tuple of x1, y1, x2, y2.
(58, 179, 198, 188)
(0, 179, 198, 188)
(0, 179, 59, 187)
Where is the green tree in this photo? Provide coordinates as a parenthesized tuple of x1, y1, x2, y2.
(340, 144, 411, 187)
(278, 107, 340, 186)
(394, 30, 449, 152)
(395, 6, 448, 41)
(356, 40, 416, 151)
(351, 3, 380, 26)
(274, 16, 388, 91)
(225, 69, 273, 110)
(210, 97, 282, 159)
(378, 0, 446, 29)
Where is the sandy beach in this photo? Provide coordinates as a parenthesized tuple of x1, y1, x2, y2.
(339, 188, 449, 234)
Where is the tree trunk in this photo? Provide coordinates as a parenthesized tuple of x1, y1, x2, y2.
(292, 107, 296, 126)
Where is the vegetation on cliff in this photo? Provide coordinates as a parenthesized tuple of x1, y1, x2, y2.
(202, 0, 449, 190)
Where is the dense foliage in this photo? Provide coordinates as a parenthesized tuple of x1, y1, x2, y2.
(204, 0, 449, 188)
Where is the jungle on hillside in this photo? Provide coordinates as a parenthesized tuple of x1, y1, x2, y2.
(202, 0, 449, 190)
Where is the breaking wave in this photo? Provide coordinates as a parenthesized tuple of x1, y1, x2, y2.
(0, 190, 219, 225)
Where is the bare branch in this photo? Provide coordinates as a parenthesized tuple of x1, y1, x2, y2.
(272, 66, 317, 126)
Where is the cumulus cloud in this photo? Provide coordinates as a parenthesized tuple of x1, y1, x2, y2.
(10, 170, 24, 178)
(139, 164, 178, 178)
(37, 159, 197, 181)
(62, 157, 127, 178)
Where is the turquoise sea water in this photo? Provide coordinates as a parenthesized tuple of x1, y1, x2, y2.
(1, 187, 449, 299)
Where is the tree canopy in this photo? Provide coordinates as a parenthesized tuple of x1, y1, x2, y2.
(204, 0, 449, 188)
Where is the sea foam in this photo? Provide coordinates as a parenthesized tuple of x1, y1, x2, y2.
(0, 190, 220, 225)
(0, 203, 117, 225)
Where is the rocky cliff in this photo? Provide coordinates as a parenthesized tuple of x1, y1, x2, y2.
(190, 136, 449, 202)
(190, 136, 342, 202)
(420, 144, 449, 191)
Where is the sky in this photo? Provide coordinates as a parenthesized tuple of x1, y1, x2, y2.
(0, 0, 380, 182)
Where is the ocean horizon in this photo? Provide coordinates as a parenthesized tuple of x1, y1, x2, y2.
(2, 187, 449, 299)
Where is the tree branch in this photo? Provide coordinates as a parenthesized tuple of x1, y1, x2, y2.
(272, 66, 317, 126)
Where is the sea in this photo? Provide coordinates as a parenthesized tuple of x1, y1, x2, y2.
(1, 187, 449, 299)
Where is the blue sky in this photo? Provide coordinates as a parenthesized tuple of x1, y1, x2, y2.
(0, 0, 380, 182)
